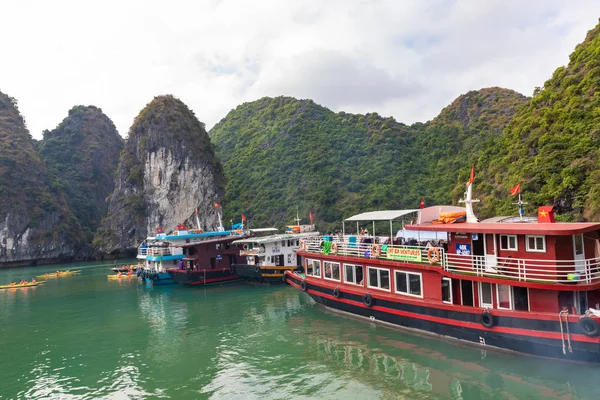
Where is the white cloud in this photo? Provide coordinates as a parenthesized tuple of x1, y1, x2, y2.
(1, 0, 599, 139)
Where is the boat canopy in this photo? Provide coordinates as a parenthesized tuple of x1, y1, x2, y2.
(344, 209, 419, 222)
(233, 232, 320, 245)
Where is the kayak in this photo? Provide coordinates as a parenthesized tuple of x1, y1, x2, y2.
(107, 274, 136, 279)
(36, 270, 81, 279)
(0, 282, 41, 289)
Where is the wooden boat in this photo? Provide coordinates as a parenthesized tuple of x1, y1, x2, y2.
(286, 168, 600, 363)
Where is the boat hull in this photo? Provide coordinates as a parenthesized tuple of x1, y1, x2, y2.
(142, 271, 174, 285)
(167, 268, 241, 286)
(233, 264, 298, 283)
(285, 273, 600, 363)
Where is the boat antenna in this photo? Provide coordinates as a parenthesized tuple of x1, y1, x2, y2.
(458, 165, 479, 223)
(295, 206, 301, 226)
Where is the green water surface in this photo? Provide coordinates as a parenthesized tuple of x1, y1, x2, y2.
(0, 261, 598, 399)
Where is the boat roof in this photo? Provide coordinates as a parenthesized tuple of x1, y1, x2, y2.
(233, 232, 320, 245)
(344, 209, 419, 222)
(155, 230, 239, 240)
(405, 221, 600, 236)
(249, 228, 278, 233)
(175, 234, 252, 248)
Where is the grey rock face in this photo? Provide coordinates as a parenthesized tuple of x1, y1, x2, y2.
(96, 95, 225, 254)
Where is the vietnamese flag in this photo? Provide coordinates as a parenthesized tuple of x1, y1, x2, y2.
(213, 202, 221, 208)
(468, 165, 474, 186)
(510, 184, 521, 196)
(241, 214, 247, 222)
(419, 197, 425, 209)
(309, 211, 313, 223)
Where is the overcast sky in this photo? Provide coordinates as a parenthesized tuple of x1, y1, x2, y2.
(2, 0, 600, 139)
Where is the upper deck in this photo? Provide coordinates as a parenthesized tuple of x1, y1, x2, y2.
(298, 235, 600, 289)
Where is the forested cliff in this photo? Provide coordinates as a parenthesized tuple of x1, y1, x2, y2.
(3, 20, 600, 264)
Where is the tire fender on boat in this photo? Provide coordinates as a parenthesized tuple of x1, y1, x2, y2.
(371, 244, 381, 258)
(579, 316, 599, 337)
(281, 273, 288, 284)
(479, 310, 495, 328)
(152, 274, 158, 281)
(333, 286, 340, 298)
(301, 280, 307, 292)
(363, 292, 373, 307)
(254, 266, 261, 273)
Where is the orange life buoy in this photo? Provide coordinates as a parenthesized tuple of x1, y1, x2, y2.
(331, 242, 338, 254)
(427, 247, 441, 264)
(371, 244, 381, 258)
(242, 244, 248, 251)
(299, 240, 306, 251)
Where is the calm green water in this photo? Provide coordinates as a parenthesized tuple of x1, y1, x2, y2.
(0, 261, 599, 399)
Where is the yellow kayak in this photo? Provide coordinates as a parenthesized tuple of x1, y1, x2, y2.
(0, 282, 41, 289)
(107, 274, 136, 279)
(36, 270, 81, 279)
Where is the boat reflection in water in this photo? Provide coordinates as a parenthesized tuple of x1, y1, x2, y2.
(287, 303, 600, 400)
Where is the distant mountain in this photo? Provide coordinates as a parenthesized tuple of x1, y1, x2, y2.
(474, 21, 600, 220)
(39, 106, 124, 242)
(0, 91, 83, 265)
(95, 95, 225, 254)
(209, 89, 528, 229)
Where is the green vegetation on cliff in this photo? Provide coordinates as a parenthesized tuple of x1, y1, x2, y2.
(0, 91, 82, 249)
(210, 89, 528, 228)
(39, 106, 123, 242)
(475, 22, 600, 220)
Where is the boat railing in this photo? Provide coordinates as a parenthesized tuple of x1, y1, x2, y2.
(300, 237, 600, 284)
(444, 253, 600, 284)
(302, 237, 444, 267)
(137, 247, 183, 257)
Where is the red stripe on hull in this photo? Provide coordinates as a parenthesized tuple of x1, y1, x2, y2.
(287, 275, 599, 344)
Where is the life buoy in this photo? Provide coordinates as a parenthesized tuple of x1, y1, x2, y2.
(427, 247, 441, 264)
(333, 286, 340, 298)
(479, 311, 495, 328)
(579, 316, 599, 337)
(299, 240, 306, 251)
(363, 292, 373, 307)
(242, 244, 249, 251)
(331, 242, 338, 254)
(301, 280, 307, 291)
(371, 244, 381, 258)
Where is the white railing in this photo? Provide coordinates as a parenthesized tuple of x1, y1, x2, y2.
(137, 247, 182, 257)
(302, 236, 443, 266)
(300, 236, 600, 285)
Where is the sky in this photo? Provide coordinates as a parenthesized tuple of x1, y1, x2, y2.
(2, 0, 600, 139)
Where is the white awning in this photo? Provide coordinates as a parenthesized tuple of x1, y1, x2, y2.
(344, 209, 419, 222)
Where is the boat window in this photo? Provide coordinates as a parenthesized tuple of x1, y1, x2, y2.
(344, 264, 364, 286)
(500, 235, 518, 251)
(394, 270, 423, 298)
(461, 280, 474, 306)
(497, 284, 512, 309)
(479, 282, 493, 308)
(442, 277, 452, 304)
(306, 259, 321, 277)
(367, 267, 391, 291)
(513, 286, 529, 311)
(526, 235, 546, 252)
(324, 261, 341, 281)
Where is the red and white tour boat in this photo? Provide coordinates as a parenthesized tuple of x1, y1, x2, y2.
(285, 173, 600, 362)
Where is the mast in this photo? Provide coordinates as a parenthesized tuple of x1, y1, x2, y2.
(195, 208, 202, 230)
(217, 210, 224, 232)
(458, 167, 480, 223)
(295, 206, 301, 226)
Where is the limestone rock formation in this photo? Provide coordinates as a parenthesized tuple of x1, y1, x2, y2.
(95, 95, 225, 254)
(0, 91, 83, 266)
(39, 106, 124, 242)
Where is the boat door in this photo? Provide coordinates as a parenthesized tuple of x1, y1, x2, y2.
(471, 233, 485, 272)
(573, 234, 585, 274)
